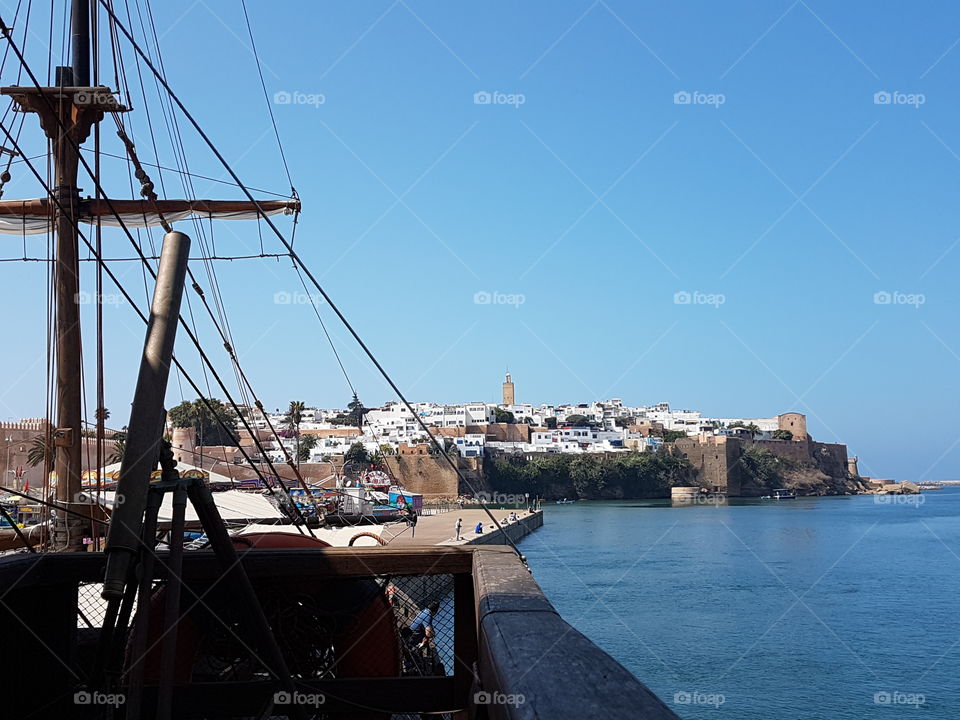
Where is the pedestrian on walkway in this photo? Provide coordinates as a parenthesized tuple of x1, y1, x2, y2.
(455, 517, 462, 540)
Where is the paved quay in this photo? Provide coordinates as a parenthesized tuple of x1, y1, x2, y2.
(382, 508, 543, 547)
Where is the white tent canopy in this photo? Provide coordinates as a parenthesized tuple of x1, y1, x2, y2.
(80, 489, 282, 523)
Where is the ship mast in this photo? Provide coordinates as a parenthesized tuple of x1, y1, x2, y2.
(51, 0, 91, 550)
(0, 0, 106, 550)
(0, 0, 299, 552)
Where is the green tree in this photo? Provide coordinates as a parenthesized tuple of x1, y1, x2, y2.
(344, 442, 370, 465)
(484, 449, 693, 500)
(564, 414, 592, 427)
(661, 429, 687, 443)
(283, 400, 306, 465)
(108, 430, 127, 464)
(739, 445, 786, 491)
(493, 407, 515, 424)
(728, 421, 761, 438)
(168, 398, 237, 447)
(26, 435, 50, 468)
(615, 417, 635, 428)
(772, 429, 793, 441)
(330, 393, 368, 429)
(297, 433, 318, 462)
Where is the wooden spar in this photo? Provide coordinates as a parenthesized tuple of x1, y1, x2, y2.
(0, 197, 301, 216)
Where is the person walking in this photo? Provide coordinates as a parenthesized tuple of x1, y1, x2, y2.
(455, 517, 462, 541)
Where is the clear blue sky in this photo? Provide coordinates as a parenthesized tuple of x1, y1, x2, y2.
(1, 1, 959, 482)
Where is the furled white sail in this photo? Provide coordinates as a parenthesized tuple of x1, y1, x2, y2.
(0, 198, 299, 235)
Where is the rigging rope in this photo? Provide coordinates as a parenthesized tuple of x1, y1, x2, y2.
(96, 0, 526, 558)
(0, 108, 315, 536)
(240, 0, 293, 192)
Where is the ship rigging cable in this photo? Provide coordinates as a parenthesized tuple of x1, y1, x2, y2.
(0, 118, 313, 535)
(0, 16, 318, 534)
(97, 0, 526, 558)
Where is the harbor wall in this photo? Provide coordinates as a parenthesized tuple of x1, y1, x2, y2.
(461, 510, 543, 547)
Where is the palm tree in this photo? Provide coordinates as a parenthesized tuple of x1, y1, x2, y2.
(108, 431, 127, 464)
(26, 435, 49, 468)
(95, 406, 110, 424)
(728, 421, 762, 438)
(283, 400, 306, 466)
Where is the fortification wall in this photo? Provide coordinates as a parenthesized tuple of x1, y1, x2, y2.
(811, 441, 849, 478)
(383, 455, 459, 497)
(744, 438, 812, 464)
(674, 436, 743, 495)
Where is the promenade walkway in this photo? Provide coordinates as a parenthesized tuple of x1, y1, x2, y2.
(383, 508, 533, 546)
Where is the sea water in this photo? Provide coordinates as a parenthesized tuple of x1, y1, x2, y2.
(520, 489, 960, 719)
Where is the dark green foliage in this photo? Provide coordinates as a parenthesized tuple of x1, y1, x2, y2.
(493, 408, 515, 424)
(168, 398, 238, 447)
(739, 445, 788, 491)
(329, 393, 368, 429)
(344, 442, 370, 465)
(297, 434, 318, 462)
(485, 450, 693, 500)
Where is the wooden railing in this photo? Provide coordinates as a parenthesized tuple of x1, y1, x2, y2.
(0, 546, 680, 719)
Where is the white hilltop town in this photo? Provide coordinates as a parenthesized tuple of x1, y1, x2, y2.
(211, 373, 810, 465)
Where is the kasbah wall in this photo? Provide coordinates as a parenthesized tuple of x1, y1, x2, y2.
(383, 455, 479, 498)
(675, 412, 850, 497)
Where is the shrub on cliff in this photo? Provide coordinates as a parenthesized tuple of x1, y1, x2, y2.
(485, 450, 693, 500)
(739, 445, 790, 492)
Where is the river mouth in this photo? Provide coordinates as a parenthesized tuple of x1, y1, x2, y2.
(521, 488, 960, 719)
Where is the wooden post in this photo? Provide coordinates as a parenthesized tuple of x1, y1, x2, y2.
(454, 571, 479, 716)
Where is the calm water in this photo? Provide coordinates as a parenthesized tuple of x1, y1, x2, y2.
(519, 489, 960, 719)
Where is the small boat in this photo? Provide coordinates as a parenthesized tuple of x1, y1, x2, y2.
(762, 489, 797, 500)
(556, 498, 576, 504)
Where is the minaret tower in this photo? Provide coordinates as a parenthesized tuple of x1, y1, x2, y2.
(502, 372, 515, 405)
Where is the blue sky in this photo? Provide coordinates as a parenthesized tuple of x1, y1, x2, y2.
(1, 1, 959, 482)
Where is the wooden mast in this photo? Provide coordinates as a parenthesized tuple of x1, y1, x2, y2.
(0, 2, 300, 552)
(0, 0, 114, 550)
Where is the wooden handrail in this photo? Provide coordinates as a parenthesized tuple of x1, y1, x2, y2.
(472, 549, 682, 719)
(0, 545, 486, 587)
